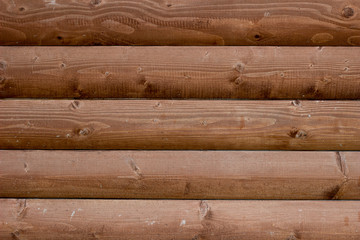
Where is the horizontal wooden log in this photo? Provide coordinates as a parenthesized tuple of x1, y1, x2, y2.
(339, 152, 360, 199)
(0, 151, 358, 199)
(1, 199, 360, 239)
(0, 100, 360, 150)
(1, 0, 360, 46)
(1, 47, 360, 99)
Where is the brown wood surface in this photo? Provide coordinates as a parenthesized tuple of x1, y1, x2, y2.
(1, 47, 360, 99)
(1, 150, 358, 199)
(1, 199, 360, 239)
(1, 0, 360, 46)
(0, 100, 360, 150)
(338, 152, 360, 199)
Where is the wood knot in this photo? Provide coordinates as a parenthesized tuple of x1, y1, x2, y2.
(322, 76, 332, 83)
(199, 200, 211, 219)
(191, 235, 200, 240)
(69, 100, 81, 110)
(137, 75, 147, 85)
(90, 0, 102, 6)
(127, 157, 143, 179)
(291, 100, 301, 107)
(19, 7, 25, 11)
(234, 76, 243, 85)
(252, 33, 263, 41)
(234, 63, 244, 72)
(11, 231, 20, 240)
(288, 128, 307, 139)
(16, 199, 27, 220)
(286, 235, 299, 240)
(286, 230, 301, 240)
(153, 102, 161, 109)
(342, 7, 355, 18)
(76, 127, 92, 136)
(0, 61, 7, 71)
(60, 63, 66, 69)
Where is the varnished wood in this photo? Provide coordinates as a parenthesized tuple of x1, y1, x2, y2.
(1, 47, 360, 99)
(1, 0, 360, 46)
(1, 199, 360, 239)
(1, 150, 357, 199)
(0, 100, 359, 150)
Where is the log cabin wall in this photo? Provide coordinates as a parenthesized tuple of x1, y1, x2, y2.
(0, 0, 360, 239)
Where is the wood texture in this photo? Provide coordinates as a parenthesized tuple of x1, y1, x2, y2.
(1, 199, 360, 239)
(338, 152, 360, 199)
(1, 100, 360, 150)
(1, 47, 360, 99)
(1, 0, 360, 46)
(1, 150, 358, 199)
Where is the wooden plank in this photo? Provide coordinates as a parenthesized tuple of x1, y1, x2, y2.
(1, 0, 360, 46)
(0, 100, 360, 150)
(338, 152, 360, 199)
(2, 150, 358, 199)
(1, 47, 360, 99)
(1, 199, 359, 239)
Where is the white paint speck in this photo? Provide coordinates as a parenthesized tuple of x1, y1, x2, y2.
(70, 210, 76, 221)
(264, 11, 270, 17)
(37, 208, 40, 210)
(43, 209, 47, 215)
(77, 208, 83, 211)
(180, 220, 186, 226)
(56, 135, 60, 138)
(298, 209, 303, 212)
(145, 220, 155, 225)
(308, 114, 311, 118)
(118, 214, 122, 217)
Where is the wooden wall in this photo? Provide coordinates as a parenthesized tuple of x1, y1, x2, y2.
(1, 199, 359, 239)
(1, 47, 360, 99)
(1, 100, 359, 150)
(1, 151, 359, 199)
(1, 0, 360, 46)
(1, 0, 360, 239)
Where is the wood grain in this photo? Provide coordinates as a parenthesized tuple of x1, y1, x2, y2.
(1, 150, 357, 199)
(1, 0, 360, 46)
(1, 100, 360, 150)
(1, 47, 360, 99)
(1, 199, 360, 239)
(338, 152, 360, 199)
